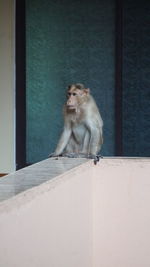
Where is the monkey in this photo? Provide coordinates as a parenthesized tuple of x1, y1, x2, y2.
(50, 83, 103, 163)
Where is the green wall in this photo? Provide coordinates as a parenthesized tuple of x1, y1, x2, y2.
(26, 0, 115, 163)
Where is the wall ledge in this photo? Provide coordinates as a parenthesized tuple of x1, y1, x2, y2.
(0, 157, 149, 214)
(0, 157, 89, 212)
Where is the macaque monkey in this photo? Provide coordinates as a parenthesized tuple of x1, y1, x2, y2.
(50, 83, 103, 163)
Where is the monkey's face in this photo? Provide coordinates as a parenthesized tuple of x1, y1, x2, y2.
(66, 88, 89, 110)
(66, 90, 78, 109)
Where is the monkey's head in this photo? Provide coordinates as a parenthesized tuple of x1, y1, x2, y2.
(66, 83, 90, 110)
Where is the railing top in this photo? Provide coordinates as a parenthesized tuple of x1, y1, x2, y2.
(0, 157, 88, 203)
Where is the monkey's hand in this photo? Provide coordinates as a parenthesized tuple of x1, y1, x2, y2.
(48, 153, 62, 158)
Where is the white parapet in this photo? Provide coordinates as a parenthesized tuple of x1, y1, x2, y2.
(0, 157, 150, 267)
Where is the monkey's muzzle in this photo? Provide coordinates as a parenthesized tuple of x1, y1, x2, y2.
(67, 105, 76, 110)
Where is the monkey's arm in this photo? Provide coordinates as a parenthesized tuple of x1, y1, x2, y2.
(87, 118, 103, 156)
(81, 130, 90, 154)
(53, 126, 72, 156)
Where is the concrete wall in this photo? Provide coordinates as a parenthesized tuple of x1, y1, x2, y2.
(0, 0, 15, 173)
(0, 158, 150, 267)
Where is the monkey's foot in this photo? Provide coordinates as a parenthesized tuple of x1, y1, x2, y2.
(87, 154, 103, 165)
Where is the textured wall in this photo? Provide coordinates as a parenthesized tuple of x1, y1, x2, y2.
(122, 1, 150, 156)
(26, 0, 115, 163)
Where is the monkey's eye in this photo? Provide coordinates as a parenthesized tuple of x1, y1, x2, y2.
(73, 93, 77, 96)
(68, 92, 71, 96)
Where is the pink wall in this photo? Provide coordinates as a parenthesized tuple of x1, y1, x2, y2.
(93, 158, 150, 267)
(0, 158, 150, 267)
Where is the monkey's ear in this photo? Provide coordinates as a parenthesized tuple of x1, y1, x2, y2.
(84, 88, 90, 95)
(67, 84, 72, 90)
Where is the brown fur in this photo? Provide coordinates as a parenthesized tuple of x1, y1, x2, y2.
(52, 84, 103, 157)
